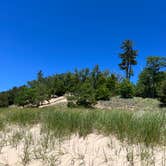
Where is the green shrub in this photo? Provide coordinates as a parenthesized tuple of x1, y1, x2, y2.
(95, 85, 110, 100)
(120, 79, 134, 98)
(158, 80, 166, 105)
(0, 92, 9, 107)
(72, 82, 97, 107)
(67, 101, 77, 108)
(14, 86, 32, 106)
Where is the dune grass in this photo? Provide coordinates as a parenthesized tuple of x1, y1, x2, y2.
(0, 107, 165, 146)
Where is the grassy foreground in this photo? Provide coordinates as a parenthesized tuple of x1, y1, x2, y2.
(0, 106, 165, 146)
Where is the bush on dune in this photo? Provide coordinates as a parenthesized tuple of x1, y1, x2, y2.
(119, 79, 134, 98)
(158, 80, 166, 105)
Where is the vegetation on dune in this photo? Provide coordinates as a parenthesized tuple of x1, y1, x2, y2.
(119, 79, 135, 98)
(136, 56, 166, 98)
(0, 107, 165, 146)
(158, 80, 166, 105)
(0, 92, 9, 107)
(97, 97, 163, 112)
(0, 40, 165, 108)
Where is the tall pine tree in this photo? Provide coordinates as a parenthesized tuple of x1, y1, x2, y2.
(119, 40, 138, 81)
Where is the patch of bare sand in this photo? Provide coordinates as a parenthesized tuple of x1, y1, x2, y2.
(39, 96, 67, 108)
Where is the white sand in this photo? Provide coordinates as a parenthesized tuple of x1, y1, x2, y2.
(0, 125, 165, 166)
(39, 96, 67, 108)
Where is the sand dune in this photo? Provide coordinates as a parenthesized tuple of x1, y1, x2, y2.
(0, 125, 165, 166)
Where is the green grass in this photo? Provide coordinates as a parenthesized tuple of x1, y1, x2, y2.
(0, 108, 40, 127)
(7, 109, 40, 126)
(0, 106, 165, 146)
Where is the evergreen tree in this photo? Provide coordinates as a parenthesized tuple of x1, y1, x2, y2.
(119, 40, 138, 81)
(136, 56, 166, 98)
(106, 74, 119, 96)
(37, 70, 44, 82)
(91, 64, 101, 89)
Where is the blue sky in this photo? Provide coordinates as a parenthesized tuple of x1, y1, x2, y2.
(0, 0, 165, 91)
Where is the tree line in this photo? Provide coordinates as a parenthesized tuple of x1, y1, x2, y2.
(0, 40, 165, 107)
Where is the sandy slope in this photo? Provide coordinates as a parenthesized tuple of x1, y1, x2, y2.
(0, 125, 165, 166)
(39, 96, 67, 108)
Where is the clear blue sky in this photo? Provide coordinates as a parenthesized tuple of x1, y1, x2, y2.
(0, 0, 165, 91)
